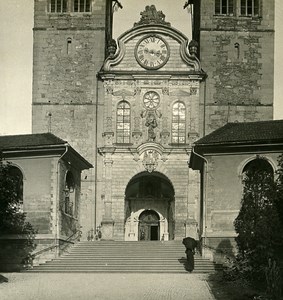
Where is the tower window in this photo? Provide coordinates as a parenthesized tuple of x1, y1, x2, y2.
(50, 0, 67, 13)
(215, 0, 234, 16)
(73, 0, 91, 12)
(172, 102, 186, 144)
(240, 0, 259, 17)
(116, 101, 131, 144)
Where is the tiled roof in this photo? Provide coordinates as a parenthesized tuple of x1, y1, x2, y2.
(195, 120, 283, 145)
(0, 133, 67, 150)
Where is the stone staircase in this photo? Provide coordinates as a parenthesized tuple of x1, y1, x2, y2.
(27, 241, 221, 273)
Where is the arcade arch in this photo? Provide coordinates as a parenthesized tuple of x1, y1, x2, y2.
(124, 171, 175, 241)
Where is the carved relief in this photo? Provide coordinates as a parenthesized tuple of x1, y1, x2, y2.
(162, 117, 168, 131)
(134, 87, 141, 95)
(190, 87, 198, 95)
(162, 87, 169, 95)
(188, 131, 199, 144)
(132, 131, 143, 145)
(102, 131, 114, 146)
(134, 5, 171, 27)
(106, 117, 112, 131)
(134, 116, 140, 131)
(142, 150, 159, 173)
(160, 130, 170, 145)
(113, 89, 135, 99)
(169, 89, 191, 97)
(105, 85, 113, 95)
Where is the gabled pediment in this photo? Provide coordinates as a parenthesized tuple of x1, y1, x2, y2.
(101, 6, 204, 77)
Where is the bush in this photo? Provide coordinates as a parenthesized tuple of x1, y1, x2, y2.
(233, 158, 283, 287)
(0, 158, 36, 271)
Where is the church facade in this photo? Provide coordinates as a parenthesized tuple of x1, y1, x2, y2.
(31, 0, 275, 249)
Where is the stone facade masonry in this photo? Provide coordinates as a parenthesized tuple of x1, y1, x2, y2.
(32, 0, 106, 238)
(31, 2, 275, 244)
(199, 0, 274, 134)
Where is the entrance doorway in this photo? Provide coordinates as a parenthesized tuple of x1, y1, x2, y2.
(124, 171, 175, 241)
(139, 210, 160, 241)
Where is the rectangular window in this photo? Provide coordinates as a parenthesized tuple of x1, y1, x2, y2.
(215, 0, 234, 16)
(73, 0, 91, 12)
(50, 0, 67, 13)
(241, 0, 259, 16)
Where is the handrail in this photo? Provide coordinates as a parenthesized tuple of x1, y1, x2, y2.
(65, 229, 82, 243)
(22, 229, 82, 266)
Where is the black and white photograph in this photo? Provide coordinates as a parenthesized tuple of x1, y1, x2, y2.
(1, 1, 283, 299)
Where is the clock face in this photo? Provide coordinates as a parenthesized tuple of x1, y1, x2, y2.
(135, 35, 169, 70)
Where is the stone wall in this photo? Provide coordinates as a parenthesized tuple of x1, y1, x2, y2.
(199, 0, 274, 134)
(204, 152, 280, 239)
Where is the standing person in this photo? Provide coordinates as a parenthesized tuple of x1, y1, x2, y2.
(182, 237, 197, 272)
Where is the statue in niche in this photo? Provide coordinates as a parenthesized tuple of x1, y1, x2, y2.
(145, 113, 157, 142)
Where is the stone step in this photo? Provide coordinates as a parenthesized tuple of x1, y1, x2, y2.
(27, 241, 221, 273)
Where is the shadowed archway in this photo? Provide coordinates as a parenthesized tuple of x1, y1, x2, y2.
(124, 171, 175, 241)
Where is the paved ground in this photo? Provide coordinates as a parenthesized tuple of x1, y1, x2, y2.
(0, 272, 215, 300)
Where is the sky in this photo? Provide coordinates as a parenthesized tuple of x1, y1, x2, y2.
(0, 0, 282, 135)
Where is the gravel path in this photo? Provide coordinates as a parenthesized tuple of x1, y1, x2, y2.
(0, 273, 215, 300)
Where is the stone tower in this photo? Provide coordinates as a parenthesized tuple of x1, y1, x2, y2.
(190, 0, 275, 135)
(32, 0, 109, 235)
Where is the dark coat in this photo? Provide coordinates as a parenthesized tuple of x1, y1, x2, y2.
(182, 237, 197, 251)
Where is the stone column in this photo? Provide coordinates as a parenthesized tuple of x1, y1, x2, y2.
(128, 211, 136, 241)
(100, 150, 115, 240)
(163, 218, 169, 241)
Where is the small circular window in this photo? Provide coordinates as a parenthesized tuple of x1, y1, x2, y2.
(143, 91, 160, 109)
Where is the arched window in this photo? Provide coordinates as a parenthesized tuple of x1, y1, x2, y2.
(8, 166, 24, 212)
(116, 101, 131, 144)
(242, 158, 274, 207)
(64, 171, 76, 216)
(243, 158, 273, 176)
(172, 102, 186, 144)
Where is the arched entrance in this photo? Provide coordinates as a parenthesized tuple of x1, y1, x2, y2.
(124, 172, 175, 241)
(139, 210, 160, 241)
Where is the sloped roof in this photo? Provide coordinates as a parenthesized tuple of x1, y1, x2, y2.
(0, 133, 66, 150)
(0, 133, 93, 169)
(195, 120, 283, 146)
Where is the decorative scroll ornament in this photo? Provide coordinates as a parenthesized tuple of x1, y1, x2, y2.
(134, 5, 171, 27)
(107, 39, 117, 58)
(142, 150, 159, 173)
